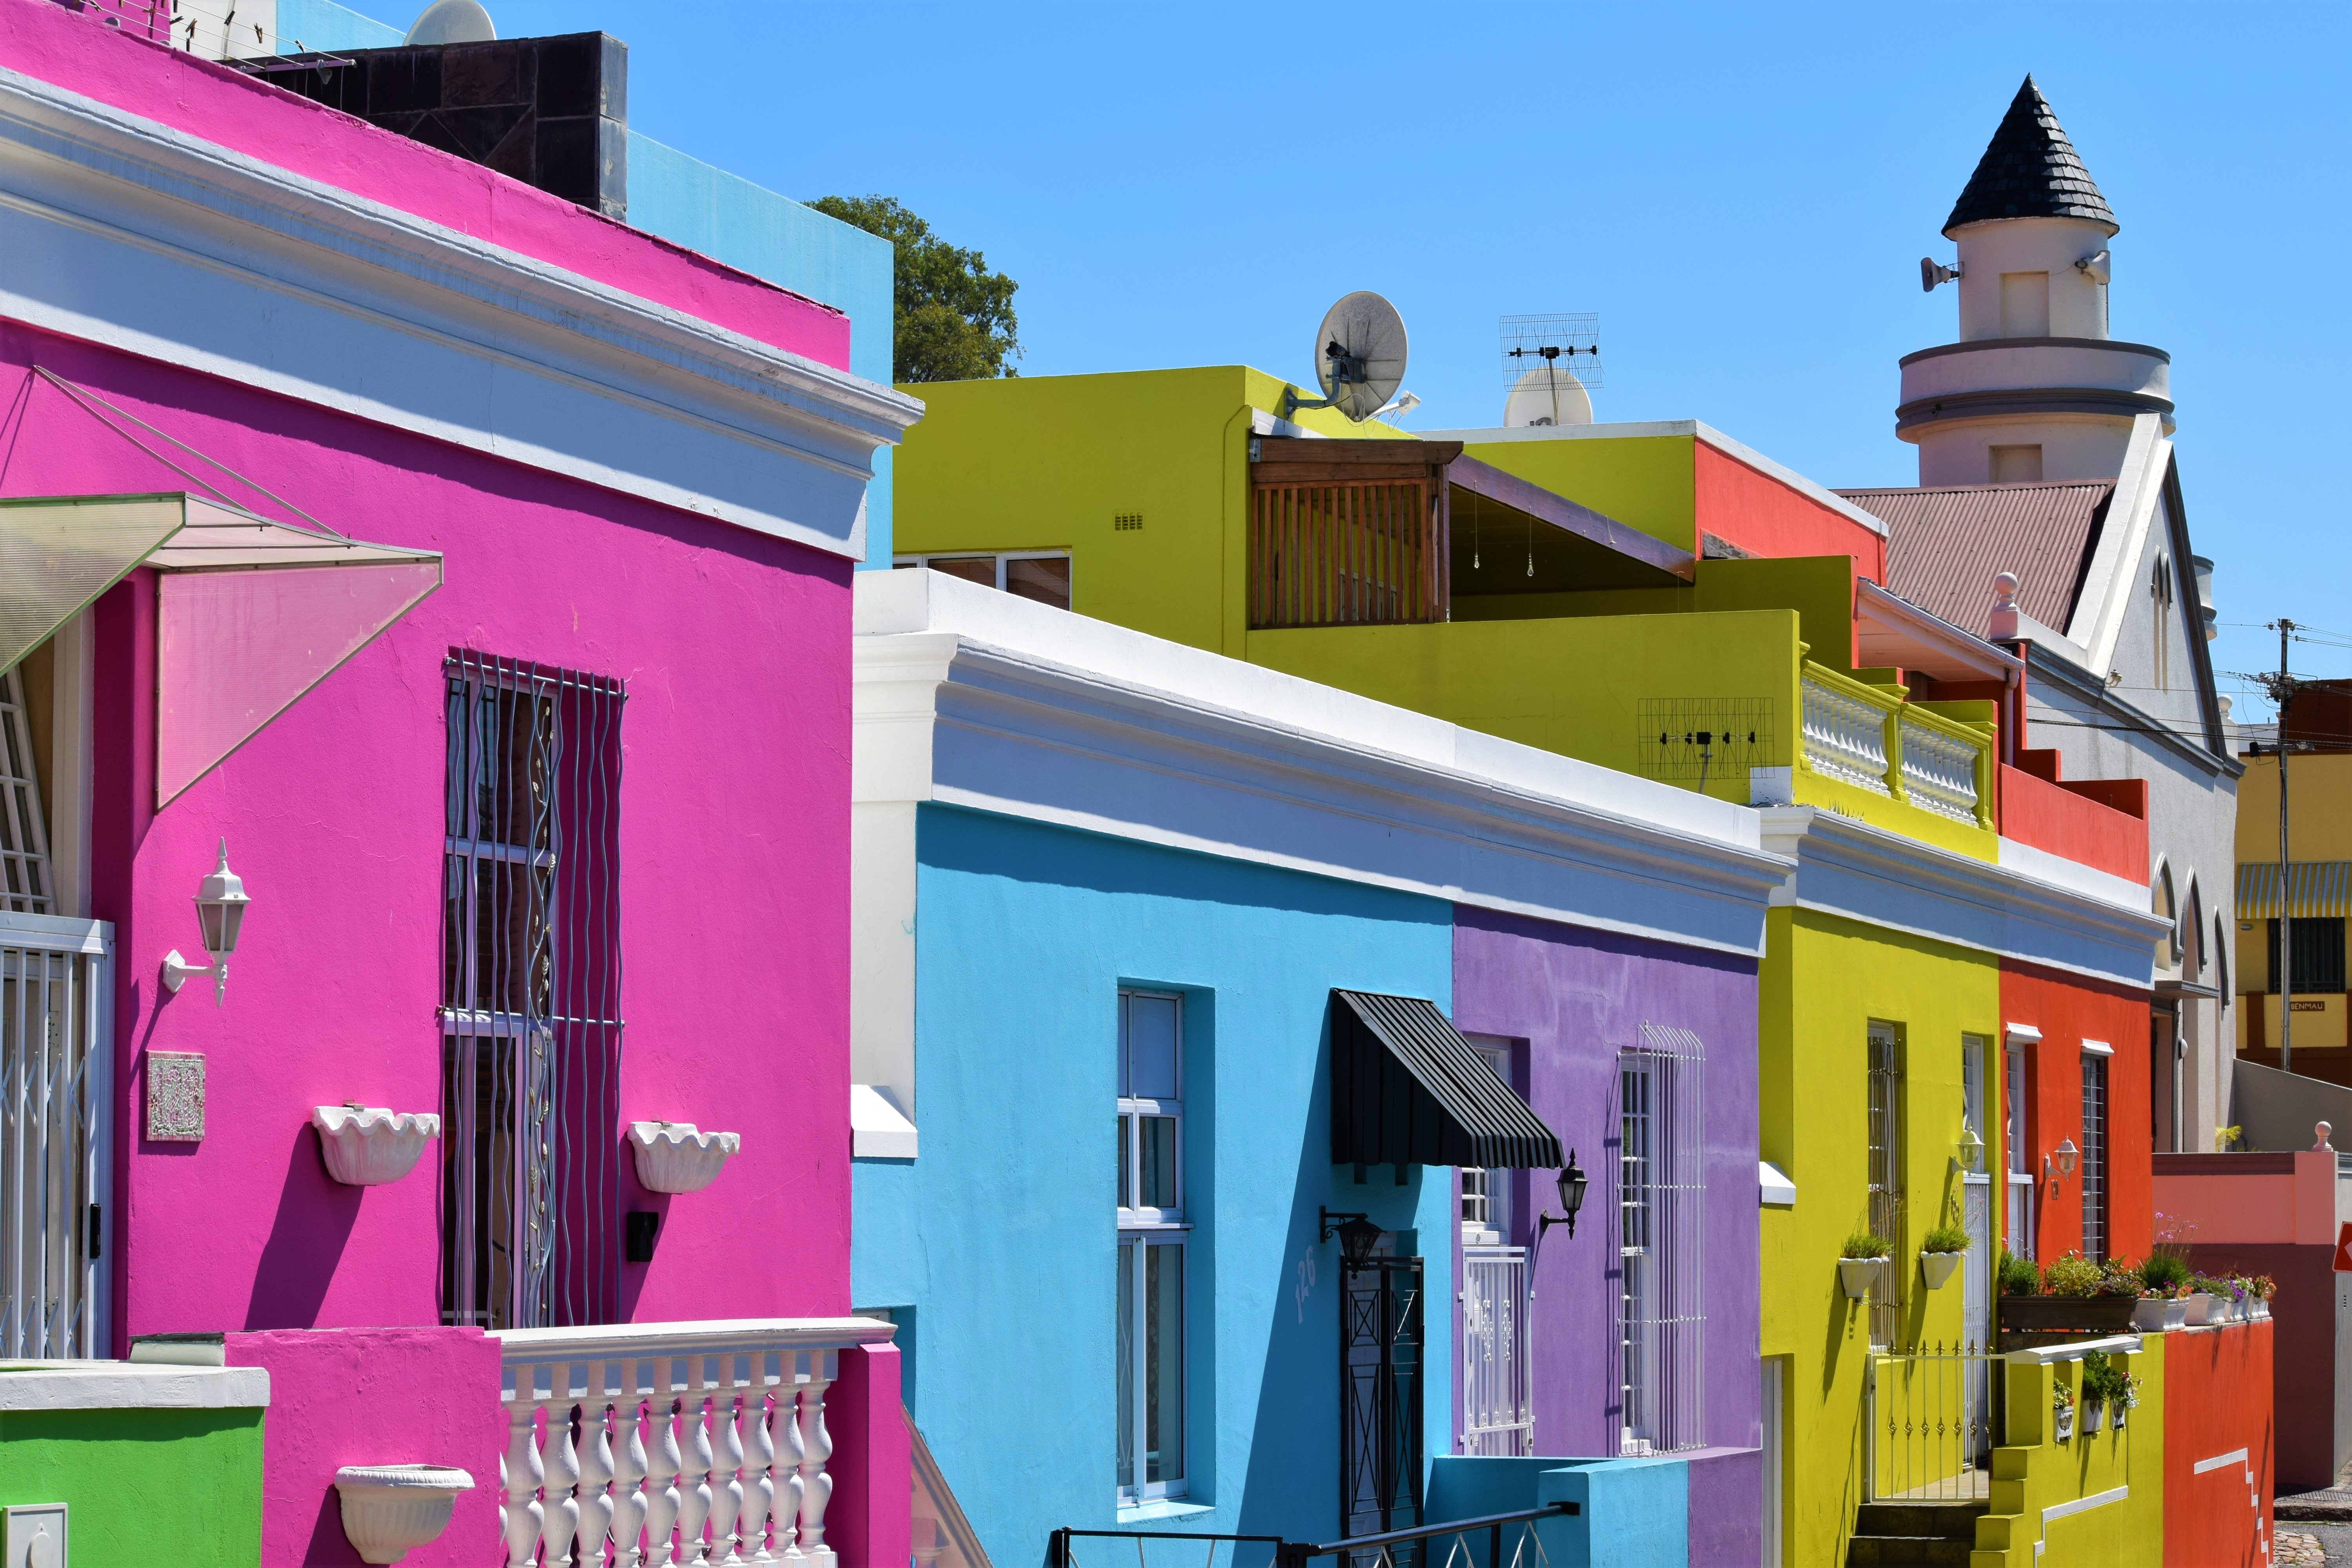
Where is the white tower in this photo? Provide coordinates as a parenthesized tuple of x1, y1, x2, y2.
(1899, 78, 2172, 485)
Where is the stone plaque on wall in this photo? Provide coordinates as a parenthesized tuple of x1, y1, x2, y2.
(146, 1051, 205, 1142)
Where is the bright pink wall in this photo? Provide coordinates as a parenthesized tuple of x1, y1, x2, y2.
(227, 1327, 504, 1568)
(0, 0, 850, 369)
(1692, 440, 1888, 581)
(0, 317, 854, 1342)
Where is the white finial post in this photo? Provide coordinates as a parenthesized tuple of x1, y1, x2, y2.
(2318, 1121, 2334, 1152)
(1989, 571, 2022, 641)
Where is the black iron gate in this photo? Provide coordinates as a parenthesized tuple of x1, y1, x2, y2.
(1340, 1256, 1424, 1561)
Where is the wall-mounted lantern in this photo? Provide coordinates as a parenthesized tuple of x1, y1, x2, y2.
(2045, 1138, 2079, 1185)
(161, 839, 250, 1006)
(1955, 1128, 1986, 1175)
(1318, 1207, 1383, 1267)
(1537, 1152, 1590, 1242)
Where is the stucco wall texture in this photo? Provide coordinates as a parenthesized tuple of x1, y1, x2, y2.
(0, 1401, 263, 1565)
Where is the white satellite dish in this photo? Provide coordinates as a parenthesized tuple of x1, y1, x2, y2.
(406, 0, 496, 45)
(1283, 291, 1408, 423)
(1503, 363, 1593, 428)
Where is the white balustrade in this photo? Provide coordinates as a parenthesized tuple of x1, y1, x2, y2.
(1800, 675, 1891, 795)
(494, 1318, 894, 1567)
(1897, 717, 1984, 824)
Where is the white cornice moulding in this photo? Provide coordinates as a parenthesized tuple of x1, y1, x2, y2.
(0, 66, 921, 561)
(0, 1363, 269, 1410)
(2081, 1038, 2115, 1056)
(1760, 1161, 1797, 1207)
(850, 1084, 917, 1160)
(2004, 1023, 2044, 1045)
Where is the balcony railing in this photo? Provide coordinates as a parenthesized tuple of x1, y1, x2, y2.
(1249, 479, 1445, 629)
(493, 1316, 895, 1567)
(1798, 665, 1991, 829)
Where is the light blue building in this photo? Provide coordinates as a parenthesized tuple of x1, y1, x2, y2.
(849, 571, 1787, 1564)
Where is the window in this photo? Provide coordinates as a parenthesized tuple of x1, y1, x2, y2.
(895, 552, 1072, 610)
(440, 653, 625, 1331)
(1116, 989, 1185, 1503)
(2151, 555, 2176, 691)
(1999, 271, 2050, 337)
(2005, 1042, 2034, 1260)
(2267, 918, 2347, 995)
(1617, 1025, 1704, 1455)
(0, 662, 53, 915)
(2080, 1050, 2109, 1262)
(2216, 914, 2231, 997)
(1459, 1037, 1517, 1245)
(1989, 445, 2043, 484)
(1866, 1025, 1904, 1349)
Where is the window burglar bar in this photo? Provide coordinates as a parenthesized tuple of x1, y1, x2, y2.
(0, 667, 54, 915)
(1, 914, 111, 1359)
(441, 652, 624, 1332)
(1614, 1025, 1705, 1457)
(1866, 1341, 2000, 1502)
(1866, 1026, 1905, 1351)
(2081, 1054, 2109, 1263)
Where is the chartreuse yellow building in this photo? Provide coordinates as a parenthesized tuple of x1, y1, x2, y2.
(894, 367, 2171, 1565)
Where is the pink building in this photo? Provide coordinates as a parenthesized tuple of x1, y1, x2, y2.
(0, 2, 919, 1562)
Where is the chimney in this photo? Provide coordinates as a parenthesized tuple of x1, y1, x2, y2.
(269, 33, 628, 218)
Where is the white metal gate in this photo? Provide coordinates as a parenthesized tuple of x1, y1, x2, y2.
(1, 910, 112, 1359)
(1460, 1245, 1530, 1455)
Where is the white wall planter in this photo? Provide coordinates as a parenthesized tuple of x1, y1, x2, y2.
(2053, 1403, 2074, 1443)
(2129, 1297, 2191, 1333)
(1838, 1259, 1887, 1300)
(1919, 1252, 1963, 1290)
(2183, 1292, 2217, 1326)
(313, 1107, 441, 1187)
(629, 1122, 740, 1194)
(334, 1465, 473, 1563)
(2254, 1299, 2272, 1321)
(2082, 1400, 2105, 1435)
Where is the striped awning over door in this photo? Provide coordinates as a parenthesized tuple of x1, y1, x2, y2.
(1329, 989, 1563, 1170)
(2237, 861, 2352, 918)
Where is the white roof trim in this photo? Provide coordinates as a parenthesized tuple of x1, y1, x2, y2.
(2066, 413, 2171, 672)
(856, 571, 1789, 959)
(1760, 1161, 1797, 1207)
(1856, 578, 2022, 681)
(0, 1361, 269, 1410)
(0, 64, 920, 561)
(1417, 419, 1889, 539)
(850, 1084, 918, 1160)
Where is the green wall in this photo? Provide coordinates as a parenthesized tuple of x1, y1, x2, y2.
(1758, 907, 2000, 1568)
(0, 1405, 263, 1566)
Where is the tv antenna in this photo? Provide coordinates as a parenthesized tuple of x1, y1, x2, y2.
(1282, 292, 1410, 423)
(1499, 314, 1601, 427)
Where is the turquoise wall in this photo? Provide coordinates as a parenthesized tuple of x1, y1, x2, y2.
(854, 805, 1458, 1561)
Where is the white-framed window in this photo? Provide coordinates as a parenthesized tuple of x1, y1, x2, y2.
(895, 551, 1071, 611)
(1616, 1025, 1705, 1455)
(1865, 1024, 1905, 1350)
(2005, 1040, 2034, 1260)
(1116, 989, 1185, 1503)
(1459, 1036, 1517, 1245)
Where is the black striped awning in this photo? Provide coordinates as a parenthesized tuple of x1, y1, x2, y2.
(2237, 862, 2352, 919)
(1329, 990, 1564, 1171)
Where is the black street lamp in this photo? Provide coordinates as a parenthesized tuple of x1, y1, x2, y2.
(1319, 1207, 1384, 1267)
(1537, 1151, 1588, 1241)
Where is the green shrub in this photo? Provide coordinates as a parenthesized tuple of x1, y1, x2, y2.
(1998, 1249, 2040, 1296)
(2043, 1253, 2103, 1298)
(2138, 1253, 2191, 1293)
(1841, 1233, 1893, 1260)
(2081, 1350, 2134, 1405)
(1921, 1224, 1970, 1254)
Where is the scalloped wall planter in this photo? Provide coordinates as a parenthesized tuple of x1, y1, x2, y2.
(334, 1465, 474, 1564)
(1838, 1258, 1887, 1300)
(629, 1122, 741, 1194)
(313, 1106, 441, 1186)
(1919, 1251, 1963, 1290)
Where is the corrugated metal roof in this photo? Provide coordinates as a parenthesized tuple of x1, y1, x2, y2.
(1944, 76, 2116, 236)
(1837, 480, 2114, 638)
(1330, 990, 1563, 1171)
(2238, 862, 2352, 919)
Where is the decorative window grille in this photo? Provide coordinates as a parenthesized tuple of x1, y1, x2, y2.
(2081, 1054, 2109, 1263)
(439, 653, 624, 1332)
(2, 914, 109, 1359)
(1460, 1036, 1529, 1457)
(1866, 1025, 1905, 1350)
(1116, 989, 1185, 1503)
(0, 666, 54, 916)
(1615, 1024, 1704, 1456)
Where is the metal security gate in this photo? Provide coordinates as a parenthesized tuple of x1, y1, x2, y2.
(1, 912, 111, 1359)
(440, 653, 624, 1332)
(1460, 1247, 1530, 1456)
(1341, 1257, 1424, 1562)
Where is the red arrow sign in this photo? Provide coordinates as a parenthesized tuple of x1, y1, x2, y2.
(2335, 1221, 2352, 1273)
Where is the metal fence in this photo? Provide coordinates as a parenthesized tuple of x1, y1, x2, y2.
(1866, 1341, 2000, 1502)
(1460, 1247, 1531, 1457)
(1, 911, 111, 1359)
(1048, 1501, 1575, 1568)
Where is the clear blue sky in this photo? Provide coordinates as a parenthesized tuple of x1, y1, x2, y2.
(461, 3, 2349, 713)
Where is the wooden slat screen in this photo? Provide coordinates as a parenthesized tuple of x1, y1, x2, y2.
(1249, 479, 1446, 629)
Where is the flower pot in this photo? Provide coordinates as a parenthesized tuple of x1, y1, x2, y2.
(628, 1122, 741, 1194)
(2130, 1298, 2170, 1333)
(1998, 1294, 2140, 1334)
(2053, 1404, 2075, 1443)
(334, 1465, 474, 1564)
(2165, 1299, 2189, 1331)
(2183, 1292, 2217, 1326)
(1839, 1258, 1888, 1300)
(312, 1106, 441, 1187)
(2083, 1400, 2105, 1435)
(1920, 1251, 1964, 1290)
(2114, 1402, 2129, 1429)
(2254, 1299, 2272, 1321)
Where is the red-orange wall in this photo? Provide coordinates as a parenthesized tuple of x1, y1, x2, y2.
(2000, 962, 2154, 1263)
(1999, 762, 2149, 883)
(1692, 441, 1888, 580)
(2164, 1322, 2276, 1566)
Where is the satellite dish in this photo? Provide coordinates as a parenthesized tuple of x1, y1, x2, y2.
(1283, 291, 1408, 423)
(406, 0, 495, 44)
(1503, 363, 1593, 428)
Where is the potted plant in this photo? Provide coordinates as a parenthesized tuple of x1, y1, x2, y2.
(1840, 1233, 1893, 1299)
(2252, 1275, 2278, 1320)
(2133, 1254, 2192, 1332)
(2114, 1367, 2141, 1428)
(2052, 1379, 2075, 1443)
(2000, 1252, 2139, 1334)
(2081, 1350, 2130, 1436)
(1919, 1224, 1969, 1290)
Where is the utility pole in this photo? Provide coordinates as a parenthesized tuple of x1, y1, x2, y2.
(2279, 619, 2295, 1076)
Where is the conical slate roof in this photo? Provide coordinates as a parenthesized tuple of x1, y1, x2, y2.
(1943, 76, 2116, 236)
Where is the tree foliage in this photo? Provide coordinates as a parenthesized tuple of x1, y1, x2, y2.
(808, 194, 1021, 384)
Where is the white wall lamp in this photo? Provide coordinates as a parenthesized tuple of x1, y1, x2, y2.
(162, 839, 250, 1005)
(2044, 1138, 2079, 1186)
(1955, 1128, 1986, 1175)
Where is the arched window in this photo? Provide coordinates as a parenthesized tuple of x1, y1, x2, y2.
(2152, 860, 2179, 973)
(2184, 878, 2205, 976)
(2216, 913, 2232, 996)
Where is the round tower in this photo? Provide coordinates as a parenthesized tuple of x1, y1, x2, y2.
(1899, 77, 2172, 485)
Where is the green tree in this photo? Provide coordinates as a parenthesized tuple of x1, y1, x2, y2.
(808, 194, 1021, 384)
